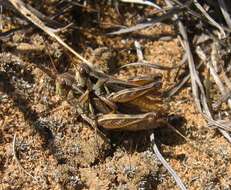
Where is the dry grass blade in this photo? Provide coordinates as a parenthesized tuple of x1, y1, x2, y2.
(25, 2, 66, 28)
(165, 63, 203, 97)
(165, 73, 190, 97)
(196, 41, 231, 138)
(0, 4, 2, 31)
(108, 7, 181, 35)
(119, 0, 162, 10)
(217, 0, 231, 28)
(170, 0, 231, 140)
(178, 17, 231, 134)
(193, 0, 226, 38)
(119, 61, 177, 70)
(196, 44, 227, 98)
(204, 115, 231, 132)
(134, 41, 144, 62)
(150, 133, 187, 190)
(202, 47, 226, 93)
(120, 41, 177, 70)
(8, 0, 93, 67)
(178, 21, 205, 113)
(219, 129, 231, 143)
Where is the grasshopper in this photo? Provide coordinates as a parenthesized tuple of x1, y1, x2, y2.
(73, 64, 168, 131)
(36, 47, 168, 132)
(56, 72, 84, 97)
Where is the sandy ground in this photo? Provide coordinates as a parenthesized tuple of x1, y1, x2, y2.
(0, 1, 231, 190)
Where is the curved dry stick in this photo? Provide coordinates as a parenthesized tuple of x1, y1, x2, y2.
(150, 133, 187, 190)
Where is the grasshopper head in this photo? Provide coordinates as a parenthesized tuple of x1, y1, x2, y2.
(75, 63, 90, 87)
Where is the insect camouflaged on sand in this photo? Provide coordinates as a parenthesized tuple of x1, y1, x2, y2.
(39, 60, 167, 131)
(39, 55, 168, 131)
(69, 63, 168, 131)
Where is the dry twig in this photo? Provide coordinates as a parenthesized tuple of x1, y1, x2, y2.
(150, 133, 187, 190)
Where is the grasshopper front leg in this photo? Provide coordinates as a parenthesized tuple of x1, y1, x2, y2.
(68, 94, 108, 140)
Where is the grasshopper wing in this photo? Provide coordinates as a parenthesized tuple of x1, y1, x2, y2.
(98, 112, 165, 131)
(107, 81, 161, 103)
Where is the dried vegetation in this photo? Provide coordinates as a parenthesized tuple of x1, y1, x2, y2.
(1, 0, 231, 189)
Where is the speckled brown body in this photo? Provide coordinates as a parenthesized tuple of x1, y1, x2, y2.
(97, 112, 165, 131)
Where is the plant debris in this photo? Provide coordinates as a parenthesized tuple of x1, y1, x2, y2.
(1, 0, 231, 189)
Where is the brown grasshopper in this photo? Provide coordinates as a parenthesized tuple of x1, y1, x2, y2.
(72, 63, 168, 131)
(37, 50, 168, 132)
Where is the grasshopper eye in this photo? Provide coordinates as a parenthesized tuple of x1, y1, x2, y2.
(79, 66, 86, 77)
(79, 63, 89, 78)
(56, 76, 65, 85)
